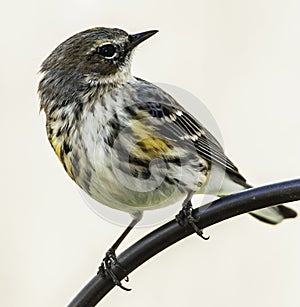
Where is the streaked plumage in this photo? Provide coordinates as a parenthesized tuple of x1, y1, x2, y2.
(38, 27, 297, 288)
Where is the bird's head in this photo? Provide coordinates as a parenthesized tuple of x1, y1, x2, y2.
(40, 27, 158, 87)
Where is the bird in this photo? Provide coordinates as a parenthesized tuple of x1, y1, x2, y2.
(38, 27, 297, 290)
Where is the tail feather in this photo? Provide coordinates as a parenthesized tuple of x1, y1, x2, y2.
(217, 174, 297, 225)
(250, 205, 297, 225)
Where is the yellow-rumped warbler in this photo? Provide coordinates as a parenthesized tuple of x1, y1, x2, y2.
(38, 27, 297, 289)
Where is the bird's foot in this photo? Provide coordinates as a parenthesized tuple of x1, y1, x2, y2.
(176, 202, 209, 240)
(97, 248, 131, 291)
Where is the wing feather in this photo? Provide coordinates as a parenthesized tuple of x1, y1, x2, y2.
(131, 83, 247, 186)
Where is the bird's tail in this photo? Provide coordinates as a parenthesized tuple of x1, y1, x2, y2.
(216, 175, 297, 224)
(240, 183, 297, 224)
(249, 204, 297, 225)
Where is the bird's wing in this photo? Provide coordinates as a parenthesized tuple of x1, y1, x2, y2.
(130, 79, 248, 186)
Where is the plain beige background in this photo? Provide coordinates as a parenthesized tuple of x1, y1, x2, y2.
(1, 0, 300, 306)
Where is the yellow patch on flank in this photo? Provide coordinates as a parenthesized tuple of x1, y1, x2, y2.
(49, 136, 62, 158)
(141, 137, 171, 152)
(49, 136, 74, 179)
(62, 157, 74, 180)
(131, 119, 173, 159)
(132, 137, 173, 160)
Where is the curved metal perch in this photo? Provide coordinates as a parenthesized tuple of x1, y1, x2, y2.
(68, 178, 300, 307)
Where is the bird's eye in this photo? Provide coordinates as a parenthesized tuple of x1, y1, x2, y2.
(96, 44, 117, 59)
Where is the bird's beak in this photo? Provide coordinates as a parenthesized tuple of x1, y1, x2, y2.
(127, 30, 159, 50)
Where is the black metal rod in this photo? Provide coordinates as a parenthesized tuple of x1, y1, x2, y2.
(68, 178, 300, 307)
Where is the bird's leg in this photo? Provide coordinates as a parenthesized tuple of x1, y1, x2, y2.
(98, 212, 142, 291)
(176, 191, 209, 240)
